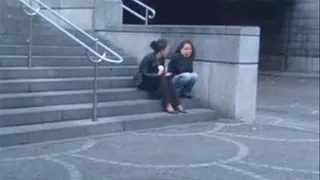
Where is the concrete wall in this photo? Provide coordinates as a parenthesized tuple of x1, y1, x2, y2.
(286, 0, 319, 72)
(39, 0, 95, 30)
(96, 25, 260, 121)
(39, 0, 123, 30)
(260, 0, 319, 72)
(1, 0, 123, 33)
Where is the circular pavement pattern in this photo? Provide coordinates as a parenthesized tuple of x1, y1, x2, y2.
(0, 115, 319, 180)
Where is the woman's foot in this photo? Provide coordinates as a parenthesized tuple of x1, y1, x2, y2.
(176, 105, 187, 113)
(166, 104, 177, 114)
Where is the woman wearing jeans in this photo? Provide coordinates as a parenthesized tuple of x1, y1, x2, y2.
(168, 40, 198, 98)
(136, 39, 186, 114)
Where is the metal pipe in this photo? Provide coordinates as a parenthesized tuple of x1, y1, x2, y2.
(92, 41, 99, 122)
(27, 15, 33, 68)
(132, 0, 156, 18)
(121, 0, 155, 24)
(92, 62, 98, 122)
(145, 9, 148, 25)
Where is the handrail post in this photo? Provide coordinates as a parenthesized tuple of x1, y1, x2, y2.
(92, 39, 99, 122)
(145, 9, 148, 25)
(27, 9, 33, 67)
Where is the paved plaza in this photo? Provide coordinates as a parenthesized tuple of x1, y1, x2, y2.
(0, 75, 319, 180)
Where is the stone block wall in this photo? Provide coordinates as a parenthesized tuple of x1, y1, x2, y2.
(39, 0, 95, 30)
(286, 0, 319, 72)
(260, 0, 319, 72)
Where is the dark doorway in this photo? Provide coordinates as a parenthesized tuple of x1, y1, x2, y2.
(123, 0, 289, 26)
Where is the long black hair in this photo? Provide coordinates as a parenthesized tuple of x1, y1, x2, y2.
(150, 39, 168, 53)
(175, 40, 196, 59)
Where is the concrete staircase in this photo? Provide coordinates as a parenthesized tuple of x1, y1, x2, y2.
(0, 2, 216, 147)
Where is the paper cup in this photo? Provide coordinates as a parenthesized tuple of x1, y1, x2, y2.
(158, 65, 164, 73)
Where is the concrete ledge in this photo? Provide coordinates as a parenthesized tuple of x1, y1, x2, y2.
(97, 25, 260, 121)
(260, 55, 320, 72)
(40, 0, 94, 8)
(97, 25, 260, 65)
(99, 25, 260, 36)
(259, 71, 320, 79)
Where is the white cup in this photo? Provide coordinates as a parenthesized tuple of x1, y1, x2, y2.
(158, 65, 164, 74)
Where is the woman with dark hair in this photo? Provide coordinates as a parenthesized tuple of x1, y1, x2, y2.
(136, 39, 186, 114)
(168, 40, 198, 98)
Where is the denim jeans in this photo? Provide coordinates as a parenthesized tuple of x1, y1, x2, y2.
(172, 72, 198, 96)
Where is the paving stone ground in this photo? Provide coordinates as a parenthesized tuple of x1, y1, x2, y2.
(0, 75, 319, 180)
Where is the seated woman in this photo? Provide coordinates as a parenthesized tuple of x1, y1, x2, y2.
(136, 39, 186, 114)
(168, 40, 198, 98)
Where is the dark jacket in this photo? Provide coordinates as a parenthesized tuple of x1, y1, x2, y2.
(135, 53, 165, 92)
(168, 53, 193, 76)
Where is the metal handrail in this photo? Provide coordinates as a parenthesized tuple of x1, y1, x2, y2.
(18, 0, 124, 122)
(122, 0, 156, 25)
(19, 0, 123, 64)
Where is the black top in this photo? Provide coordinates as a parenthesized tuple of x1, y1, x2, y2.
(139, 52, 165, 77)
(168, 53, 193, 76)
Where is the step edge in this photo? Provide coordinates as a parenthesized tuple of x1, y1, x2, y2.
(0, 88, 140, 98)
(0, 66, 138, 70)
(0, 108, 216, 135)
(0, 76, 133, 83)
(0, 99, 162, 115)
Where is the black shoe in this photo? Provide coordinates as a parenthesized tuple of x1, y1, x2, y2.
(177, 109, 188, 113)
(166, 110, 178, 114)
(181, 94, 192, 99)
(176, 106, 187, 114)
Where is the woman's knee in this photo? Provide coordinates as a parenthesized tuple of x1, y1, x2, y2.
(190, 72, 198, 81)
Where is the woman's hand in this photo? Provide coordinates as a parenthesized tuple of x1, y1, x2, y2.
(164, 72, 172, 77)
(157, 70, 164, 76)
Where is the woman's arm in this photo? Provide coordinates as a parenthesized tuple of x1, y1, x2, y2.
(189, 60, 194, 72)
(168, 53, 179, 74)
(140, 56, 159, 77)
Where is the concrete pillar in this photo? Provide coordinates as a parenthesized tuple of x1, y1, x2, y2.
(201, 34, 259, 122)
(93, 0, 123, 30)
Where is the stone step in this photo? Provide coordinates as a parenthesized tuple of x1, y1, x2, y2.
(0, 99, 199, 127)
(0, 45, 127, 56)
(0, 88, 147, 109)
(0, 34, 113, 46)
(0, 76, 134, 94)
(0, 55, 137, 67)
(0, 108, 217, 147)
(0, 66, 137, 79)
(0, 22, 66, 36)
(0, 17, 97, 36)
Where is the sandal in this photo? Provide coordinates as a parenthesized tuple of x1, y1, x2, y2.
(166, 104, 178, 114)
(176, 105, 187, 113)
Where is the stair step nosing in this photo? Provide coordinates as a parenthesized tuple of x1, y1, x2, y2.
(0, 76, 132, 83)
(0, 44, 122, 49)
(0, 66, 137, 70)
(0, 88, 139, 98)
(0, 99, 159, 115)
(0, 108, 214, 135)
(0, 55, 135, 59)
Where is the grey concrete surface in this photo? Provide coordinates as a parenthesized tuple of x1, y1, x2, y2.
(0, 76, 318, 180)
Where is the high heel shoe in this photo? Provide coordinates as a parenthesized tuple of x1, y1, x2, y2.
(166, 104, 178, 114)
(166, 110, 178, 114)
(176, 105, 187, 113)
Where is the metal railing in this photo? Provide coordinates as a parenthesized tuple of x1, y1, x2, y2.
(19, 0, 124, 122)
(122, 0, 156, 25)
